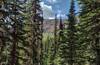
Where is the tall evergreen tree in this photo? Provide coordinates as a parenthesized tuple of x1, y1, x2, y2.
(78, 0, 100, 65)
(67, 0, 77, 65)
(31, 0, 43, 65)
(0, 0, 29, 65)
(59, 16, 63, 38)
(54, 14, 58, 56)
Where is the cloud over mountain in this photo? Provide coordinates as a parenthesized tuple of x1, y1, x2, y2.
(40, 2, 54, 19)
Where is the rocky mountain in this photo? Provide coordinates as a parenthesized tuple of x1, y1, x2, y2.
(43, 19, 68, 33)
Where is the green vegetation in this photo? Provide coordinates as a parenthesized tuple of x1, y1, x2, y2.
(0, 0, 100, 65)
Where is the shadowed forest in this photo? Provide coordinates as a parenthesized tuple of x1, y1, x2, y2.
(0, 0, 100, 65)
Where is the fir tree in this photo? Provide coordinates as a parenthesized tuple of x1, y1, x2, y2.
(67, 0, 76, 65)
(31, 0, 43, 65)
(78, 0, 100, 65)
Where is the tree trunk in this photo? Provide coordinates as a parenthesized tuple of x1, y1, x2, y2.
(95, 33, 100, 65)
(10, 26, 17, 65)
(10, 42, 17, 65)
(96, 49, 100, 65)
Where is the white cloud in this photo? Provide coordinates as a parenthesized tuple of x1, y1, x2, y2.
(46, 0, 57, 3)
(57, 14, 66, 19)
(48, 17, 55, 19)
(56, 10, 67, 19)
(40, 2, 54, 19)
(40, 1, 66, 19)
(40, 2, 52, 10)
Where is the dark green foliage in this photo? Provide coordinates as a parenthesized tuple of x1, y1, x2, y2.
(60, 0, 78, 65)
(0, 0, 100, 65)
(0, 0, 32, 65)
(31, 0, 43, 65)
(77, 0, 100, 65)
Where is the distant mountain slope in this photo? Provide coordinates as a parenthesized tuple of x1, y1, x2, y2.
(43, 19, 68, 33)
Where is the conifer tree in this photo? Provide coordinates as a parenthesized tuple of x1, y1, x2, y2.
(0, 0, 29, 65)
(67, 0, 77, 65)
(31, 0, 43, 65)
(12, 2, 28, 65)
(59, 16, 64, 37)
(78, 0, 100, 65)
(60, 0, 77, 65)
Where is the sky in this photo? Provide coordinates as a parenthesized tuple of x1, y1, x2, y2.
(40, 0, 80, 19)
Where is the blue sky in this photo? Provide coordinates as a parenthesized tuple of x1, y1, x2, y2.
(40, 0, 80, 19)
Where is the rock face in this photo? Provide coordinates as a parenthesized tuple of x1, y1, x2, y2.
(43, 19, 56, 33)
(43, 19, 66, 33)
(43, 19, 59, 33)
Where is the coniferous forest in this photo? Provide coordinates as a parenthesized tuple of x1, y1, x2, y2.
(0, 0, 100, 65)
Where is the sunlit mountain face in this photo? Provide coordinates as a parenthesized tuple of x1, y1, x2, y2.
(40, 0, 80, 19)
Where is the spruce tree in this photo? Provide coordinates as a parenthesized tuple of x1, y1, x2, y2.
(58, 16, 64, 43)
(77, 0, 100, 65)
(67, 0, 76, 65)
(31, 0, 43, 65)
(0, 0, 29, 65)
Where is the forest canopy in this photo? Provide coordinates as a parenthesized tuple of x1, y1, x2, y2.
(0, 0, 100, 65)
